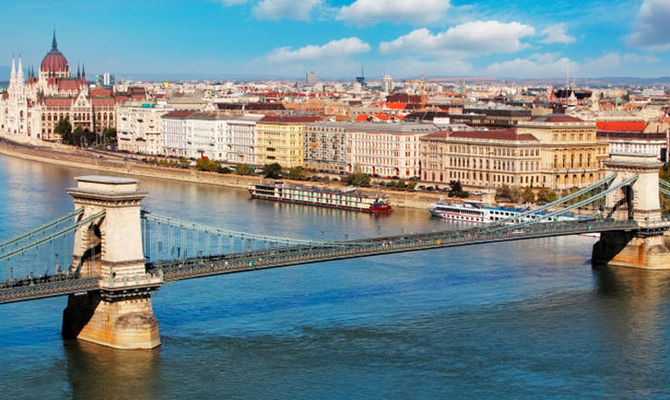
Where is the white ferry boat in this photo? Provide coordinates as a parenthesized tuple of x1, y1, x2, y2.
(249, 181, 392, 213)
(427, 201, 582, 224)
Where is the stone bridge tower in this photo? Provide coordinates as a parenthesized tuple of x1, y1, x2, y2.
(62, 176, 163, 349)
(593, 153, 670, 269)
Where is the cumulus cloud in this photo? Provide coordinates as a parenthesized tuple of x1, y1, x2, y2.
(266, 37, 371, 63)
(623, 53, 660, 63)
(379, 21, 535, 57)
(337, 0, 450, 25)
(485, 53, 577, 78)
(253, 0, 321, 21)
(628, 0, 670, 49)
(540, 24, 575, 44)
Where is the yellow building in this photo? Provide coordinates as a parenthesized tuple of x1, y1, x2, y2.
(256, 115, 323, 168)
(516, 114, 608, 190)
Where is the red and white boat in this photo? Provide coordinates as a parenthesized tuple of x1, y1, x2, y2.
(248, 181, 392, 213)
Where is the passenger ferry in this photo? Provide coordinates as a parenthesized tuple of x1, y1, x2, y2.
(427, 201, 582, 224)
(248, 182, 392, 213)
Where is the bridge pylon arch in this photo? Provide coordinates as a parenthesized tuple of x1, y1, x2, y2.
(593, 153, 670, 269)
(62, 176, 162, 349)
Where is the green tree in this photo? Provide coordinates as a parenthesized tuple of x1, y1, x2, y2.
(83, 128, 97, 147)
(55, 119, 73, 144)
(102, 127, 117, 144)
(72, 126, 85, 147)
(235, 163, 254, 175)
(195, 157, 219, 171)
(537, 188, 558, 203)
(448, 180, 463, 196)
(522, 187, 536, 203)
(262, 163, 282, 178)
(496, 184, 522, 202)
(346, 172, 371, 187)
(287, 166, 307, 180)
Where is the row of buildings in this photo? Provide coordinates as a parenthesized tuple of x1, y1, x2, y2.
(115, 107, 619, 191)
(3, 34, 670, 193)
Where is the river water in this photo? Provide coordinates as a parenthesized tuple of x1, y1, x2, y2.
(0, 154, 670, 399)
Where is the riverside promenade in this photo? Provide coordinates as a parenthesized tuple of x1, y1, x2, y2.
(0, 134, 445, 209)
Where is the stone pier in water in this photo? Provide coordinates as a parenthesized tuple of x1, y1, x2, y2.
(592, 153, 670, 269)
(62, 176, 162, 349)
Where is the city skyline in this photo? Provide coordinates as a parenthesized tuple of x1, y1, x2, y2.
(1, 0, 669, 80)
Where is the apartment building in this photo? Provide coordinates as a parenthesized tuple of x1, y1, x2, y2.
(256, 115, 323, 168)
(117, 102, 173, 155)
(347, 122, 438, 178)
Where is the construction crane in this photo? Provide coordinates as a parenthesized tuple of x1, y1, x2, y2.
(404, 73, 426, 112)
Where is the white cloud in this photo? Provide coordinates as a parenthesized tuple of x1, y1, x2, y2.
(379, 21, 535, 57)
(580, 53, 622, 75)
(253, 0, 321, 21)
(623, 53, 660, 64)
(628, 0, 670, 49)
(485, 53, 577, 78)
(266, 37, 371, 63)
(337, 0, 450, 25)
(540, 24, 575, 44)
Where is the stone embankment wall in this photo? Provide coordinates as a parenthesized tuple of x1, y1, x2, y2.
(0, 137, 448, 209)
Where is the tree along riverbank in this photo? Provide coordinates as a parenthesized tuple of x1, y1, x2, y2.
(0, 138, 449, 210)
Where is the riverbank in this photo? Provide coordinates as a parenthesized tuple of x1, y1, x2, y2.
(0, 136, 447, 209)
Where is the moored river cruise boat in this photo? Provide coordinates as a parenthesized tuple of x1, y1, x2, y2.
(427, 200, 587, 224)
(248, 181, 392, 213)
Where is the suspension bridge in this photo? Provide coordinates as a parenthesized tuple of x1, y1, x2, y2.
(0, 152, 669, 349)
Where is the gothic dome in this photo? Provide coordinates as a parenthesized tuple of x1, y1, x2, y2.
(40, 32, 69, 75)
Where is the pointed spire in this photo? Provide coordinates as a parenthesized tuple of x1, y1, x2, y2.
(81, 64, 86, 83)
(77, 63, 80, 79)
(17, 56, 23, 83)
(52, 29, 58, 50)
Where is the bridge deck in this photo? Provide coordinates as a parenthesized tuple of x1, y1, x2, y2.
(0, 219, 637, 304)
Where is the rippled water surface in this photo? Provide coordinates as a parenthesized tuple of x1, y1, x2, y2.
(1, 155, 670, 399)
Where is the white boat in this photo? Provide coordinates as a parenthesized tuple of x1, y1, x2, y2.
(427, 201, 590, 224)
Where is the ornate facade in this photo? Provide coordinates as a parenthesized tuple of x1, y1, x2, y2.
(0, 32, 134, 141)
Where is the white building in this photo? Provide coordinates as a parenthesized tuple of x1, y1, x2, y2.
(381, 74, 393, 93)
(161, 111, 194, 158)
(161, 112, 262, 162)
(226, 114, 263, 164)
(347, 122, 438, 178)
(117, 102, 173, 155)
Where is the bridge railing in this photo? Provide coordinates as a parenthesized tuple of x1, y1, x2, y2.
(148, 218, 637, 282)
(0, 210, 105, 286)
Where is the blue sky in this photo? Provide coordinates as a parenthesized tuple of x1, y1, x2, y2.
(1, 0, 670, 80)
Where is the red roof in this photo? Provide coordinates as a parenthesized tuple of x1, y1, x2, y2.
(41, 50, 69, 74)
(44, 97, 74, 107)
(355, 113, 405, 122)
(90, 87, 112, 97)
(421, 131, 450, 139)
(449, 130, 538, 141)
(57, 79, 81, 91)
(163, 111, 195, 118)
(596, 121, 646, 132)
(259, 115, 323, 123)
(383, 102, 406, 110)
(91, 97, 116, 107)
